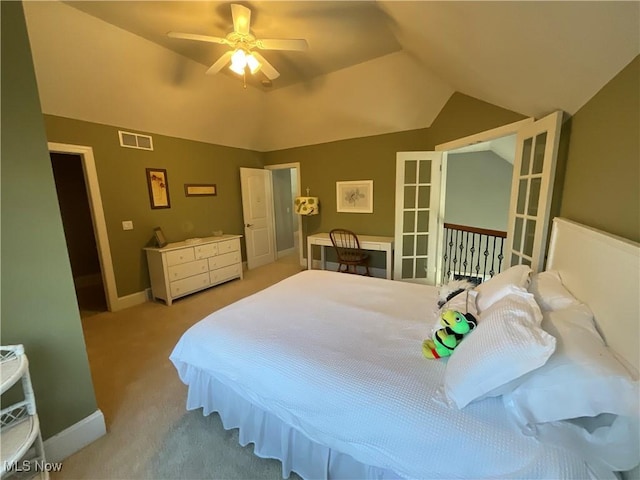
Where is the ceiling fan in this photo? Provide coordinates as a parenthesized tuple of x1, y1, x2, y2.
(168, 3, 308, 81)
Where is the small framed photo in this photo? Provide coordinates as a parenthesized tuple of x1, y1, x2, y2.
(146, 168, 170, 209)
(184, 184, 217, 197)
(336, 180, 373, 213)
(153, 227, 168, 248)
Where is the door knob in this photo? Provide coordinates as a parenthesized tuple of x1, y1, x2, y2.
(246, 223, 254, 228)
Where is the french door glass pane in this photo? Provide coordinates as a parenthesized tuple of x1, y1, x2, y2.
(418, 160, 432, 183)
(417, 186, 431, 208)
(416, 258, 427, 278)
(514, 217, 523, 253)
(520, 137, 532, 175)
(517, 179, 527, 214)
(402, 258, 414, 278)
(532, 133, 547, 174)
(528, 178, 542, 216)
(417, 210, 430, 230)
(404, 160, 417, 184)
(403, 235, 414, 256)
(404, 186, 416, 209)
(416, 235, 428, 255)
(512, 253, 520, 265)
(524, 219, 536, 256)
(403, 211, 415, 232)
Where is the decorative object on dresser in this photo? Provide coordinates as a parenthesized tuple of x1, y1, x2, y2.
(145, 168, 170, 209)
(336, 180, 373, 213)
(144, 235, 243, 305)
(153, 227, 168, 248)
(1, 345, 48, 479)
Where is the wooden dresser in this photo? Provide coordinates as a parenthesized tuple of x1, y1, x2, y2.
(144, 235, 243, 305)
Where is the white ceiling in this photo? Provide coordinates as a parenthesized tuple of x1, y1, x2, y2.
(23, 1, 639, 152)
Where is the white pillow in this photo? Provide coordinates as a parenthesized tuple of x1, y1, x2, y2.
(444, 288, 556, 409)
(503, 304, 639, 425)
(475, 265, 532, 312)
(528, 270, 581, 311)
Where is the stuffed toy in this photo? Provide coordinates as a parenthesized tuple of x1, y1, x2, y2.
(422, 309, 477, 359)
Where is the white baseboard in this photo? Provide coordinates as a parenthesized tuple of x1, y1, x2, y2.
(112, 290, 148, 311)
(311, 260, 388, 279)
(44, 409, 106, 462)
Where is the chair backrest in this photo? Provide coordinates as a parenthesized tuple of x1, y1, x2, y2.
(330, 229, 362, 257)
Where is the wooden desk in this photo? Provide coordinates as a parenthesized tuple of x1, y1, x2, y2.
(306, 233, 394, 280)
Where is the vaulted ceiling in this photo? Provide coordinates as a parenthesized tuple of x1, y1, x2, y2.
(23, 1, 639, 152)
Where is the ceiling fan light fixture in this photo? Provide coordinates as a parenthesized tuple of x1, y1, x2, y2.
(229, 48, 261, 76)
(246, 53, 261, 74)
(229, 48, 247, 75)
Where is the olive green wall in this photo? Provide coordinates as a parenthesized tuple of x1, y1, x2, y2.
(43, 116, 263, 297)
(1, 2, 98, 439)
(561, 55, 640, 242)
(263, 93, 525, 266)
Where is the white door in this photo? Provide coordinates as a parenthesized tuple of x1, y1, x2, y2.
(505, 111, 563, 272)
(394, 152, 442, 284)
(240, 167, 276, 269)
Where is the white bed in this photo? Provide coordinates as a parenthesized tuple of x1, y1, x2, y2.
(170, 218, 639, 479)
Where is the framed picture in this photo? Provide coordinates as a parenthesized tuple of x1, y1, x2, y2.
(146, 168, 170, 209)
(336, 180, 373, 213)
(153, 227, 168, 248)
(184, 184, 217, 197)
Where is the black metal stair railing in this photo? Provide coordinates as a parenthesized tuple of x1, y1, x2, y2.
(442, 223, 507, 285)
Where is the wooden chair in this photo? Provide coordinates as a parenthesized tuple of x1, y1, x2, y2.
(329, 229, 371, 276)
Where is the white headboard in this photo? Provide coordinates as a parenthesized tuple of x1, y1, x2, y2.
(547, 218, 640, 377)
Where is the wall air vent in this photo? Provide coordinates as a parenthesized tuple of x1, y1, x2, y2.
(118, 130, 154, 151)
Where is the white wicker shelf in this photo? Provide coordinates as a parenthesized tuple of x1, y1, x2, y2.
(0, 345, 47, 480)
(0, 346, 27, 395)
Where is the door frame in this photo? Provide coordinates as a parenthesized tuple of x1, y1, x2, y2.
(433, 119, 534, 283)
(48, 142, 117, 312)
(264, 162, 303, 267)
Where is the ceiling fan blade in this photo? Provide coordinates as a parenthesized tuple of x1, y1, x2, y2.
(255, 38, 309, 51)
(252, 51, 280, 80)
(206, 51, 233, 75)
(168, 32, 230, 46)
(231, 4, 251, 36)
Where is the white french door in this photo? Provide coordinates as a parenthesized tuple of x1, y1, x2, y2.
(240, 167, 276, 269)
(505, 111, 563, 272)
(394, 152, 442, 284)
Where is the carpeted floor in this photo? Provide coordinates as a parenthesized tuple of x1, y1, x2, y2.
(52, 256, 305, 480)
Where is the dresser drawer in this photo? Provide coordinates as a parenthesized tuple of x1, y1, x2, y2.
(170, 272, 210, 298)
(168, 259, 208, 282)
(166, 248, 195, 266)
(208, 251, 241, 270)
(217, 238, 240, 254)
(210, 264, 241, 284)
(195, 243, 217, 259)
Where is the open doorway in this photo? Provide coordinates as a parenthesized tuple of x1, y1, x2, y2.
(266, 163, 303, 267)
(434, 119, 533, 284)
(50, 153, 107, 317)
(48, 142, 118, 312)
(443, 135, 515, 233)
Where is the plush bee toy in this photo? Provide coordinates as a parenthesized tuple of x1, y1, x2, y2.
(422, 309, 477, 359)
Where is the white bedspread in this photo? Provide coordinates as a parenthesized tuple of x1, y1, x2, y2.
(170, 270, 601, 479)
